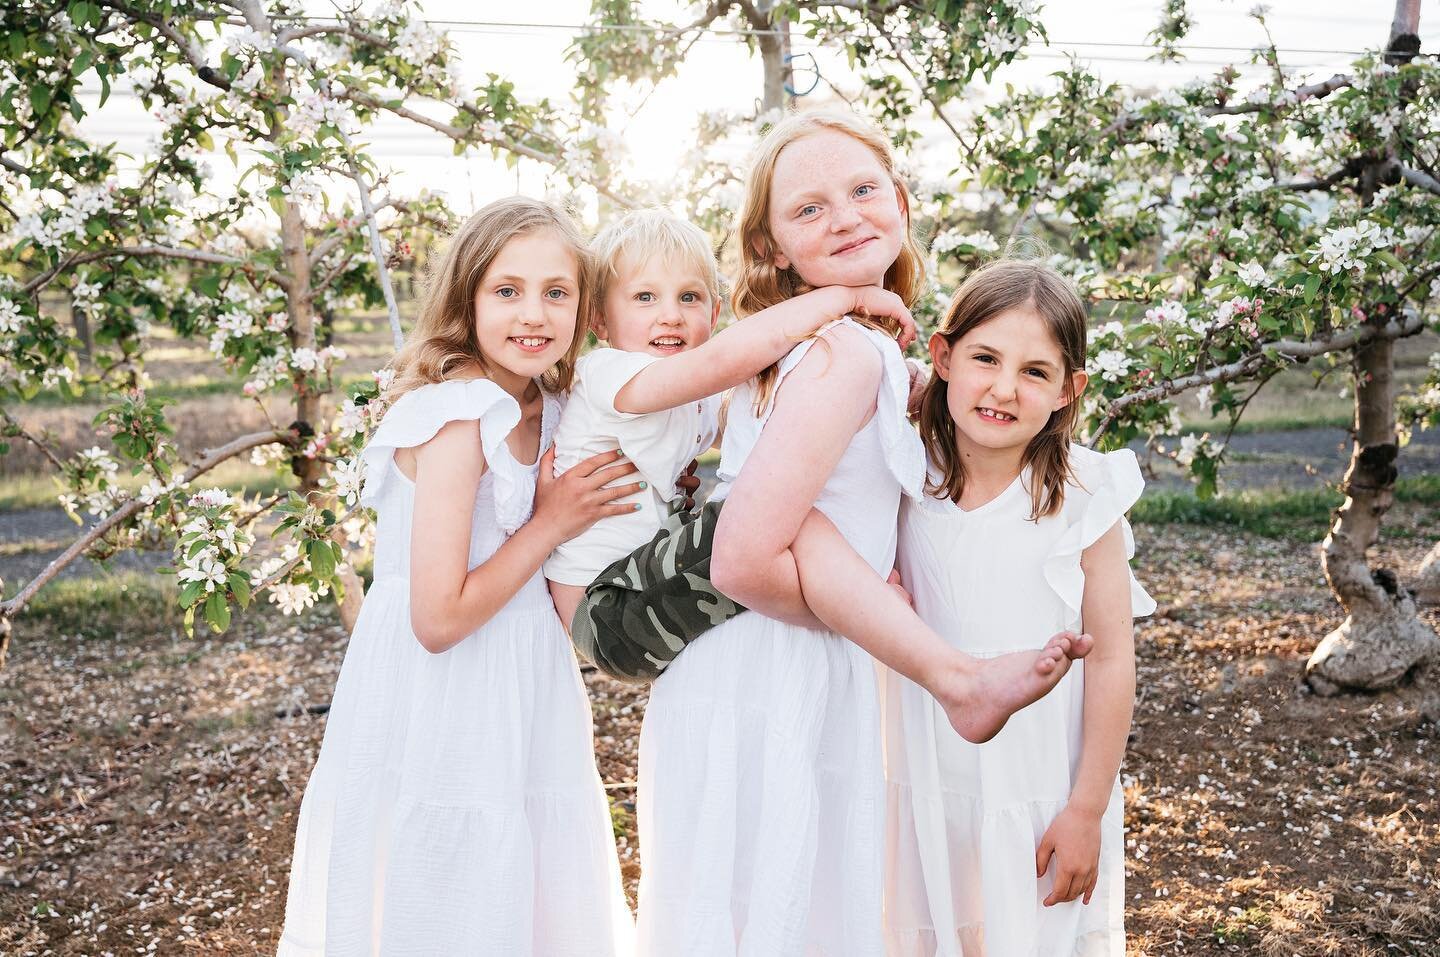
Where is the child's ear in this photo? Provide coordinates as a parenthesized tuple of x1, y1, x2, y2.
(752, 235, 789, 272)
(928, 332, 952, 381)
(710, 298, 722, 329)
(1057, 369, 1089, 409)
(591, 315, 609, 342)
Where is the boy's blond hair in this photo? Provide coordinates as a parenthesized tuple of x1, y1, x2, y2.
(590, 209, 721, 310)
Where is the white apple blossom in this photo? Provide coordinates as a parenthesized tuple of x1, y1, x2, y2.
(1237, 262, 1267, 287)
(1089, 349, 1133, 383)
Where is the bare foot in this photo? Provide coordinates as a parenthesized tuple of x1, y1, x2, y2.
(929, 631, 1093, 744)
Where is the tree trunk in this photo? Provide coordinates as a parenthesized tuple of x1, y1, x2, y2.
(755, 2, 789, 115)
(1307, 335, 1439, 692)
(280, 200, 364, 634)
(1305, 0, 1437, 693)
(1415, 541, 1440, 605)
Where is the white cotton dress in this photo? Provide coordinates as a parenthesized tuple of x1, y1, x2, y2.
(883, 445, 1156, 957)
(636, 319, 926, 957)
(277, 379, 634, 957)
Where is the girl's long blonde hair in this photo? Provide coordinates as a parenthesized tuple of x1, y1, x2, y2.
(388, 197, 592, 401)
(732, 109, 926, 413)
(919, 258, 1089, 520)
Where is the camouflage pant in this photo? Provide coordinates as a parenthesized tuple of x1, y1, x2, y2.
(570, 500, 745, 684)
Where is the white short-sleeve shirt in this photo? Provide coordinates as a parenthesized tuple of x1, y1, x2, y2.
(544, 348, 720, 586)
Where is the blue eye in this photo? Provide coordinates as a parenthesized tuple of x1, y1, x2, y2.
(546, 288, 568, 300)
(635, 291, 655, 303)
(856, 184, 875, 197)
(681, 292, 699, 303)
(799, 204, 819, 217)
(497, 286, 517, 298)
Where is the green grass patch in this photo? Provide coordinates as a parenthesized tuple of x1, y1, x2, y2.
(1176, 412, 1353, 436)
(1133, 475, 1440, 541)
(0, 460, 297, 510)
(24, 373, 378, 407)
(13, 570, 180, 638)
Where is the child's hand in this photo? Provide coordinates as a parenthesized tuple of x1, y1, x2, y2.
(533, 447, 643, 545)
(841, 286, 918, 349)
(676, 459, 700, 511)
(885, 568, 914, 608)
(1036, 804, 1103, 906)
(904, 357, 929, 419)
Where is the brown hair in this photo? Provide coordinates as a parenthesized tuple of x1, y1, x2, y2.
(732, 109, 926, 413)
(919, 258, 1088, 520)
(388, 196, 592, 401)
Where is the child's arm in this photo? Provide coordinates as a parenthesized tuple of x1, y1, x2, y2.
(709, 324, 882, 628)
(1035, 522, 1136, 907)
(408, 427, 641, 653)
(613, 285, 916, 415)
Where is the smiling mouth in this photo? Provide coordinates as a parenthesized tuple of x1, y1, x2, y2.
(977, 407, 1017, 423)
(832, 236, 876, 256)
(509, 336, 552, 352)
(650, 336, 686, 352)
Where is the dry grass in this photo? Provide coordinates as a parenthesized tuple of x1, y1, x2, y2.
(1, 514, 1438, 955)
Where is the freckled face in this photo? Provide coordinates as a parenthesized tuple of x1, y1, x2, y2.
(473, 230, 580, 389)
(597, 254, 720, 358)
(930, 304, 1088, 458)
(764, 129, 907, 289)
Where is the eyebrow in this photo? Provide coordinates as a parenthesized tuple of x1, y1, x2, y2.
(489, 274, 575, 285)
(970, 343, 1061, 373)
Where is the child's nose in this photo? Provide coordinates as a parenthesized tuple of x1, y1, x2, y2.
(831, 202, 862, 232)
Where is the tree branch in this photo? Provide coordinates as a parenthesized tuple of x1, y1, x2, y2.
(22, 245, 280, 296)
(0, 410, 65, 471)
(0, 429, 294, 624)
(1397, 162, 1440, 196)
(1088, 314, 1428, 445)
(333, 88, 636, 209)
(1105, 73, 1353, 136)
(97, 0, 234, 91)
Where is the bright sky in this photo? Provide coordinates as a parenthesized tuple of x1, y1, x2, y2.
(75, 1, 1438, 214)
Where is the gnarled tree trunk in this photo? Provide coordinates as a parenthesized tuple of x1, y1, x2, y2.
(1414, 541, 1440, 605)
(1305, 0, 1438, 694)
(1307, 334, 1440, 693)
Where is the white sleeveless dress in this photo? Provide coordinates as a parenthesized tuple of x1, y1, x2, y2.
(883, 446, 1155, 957)
(636, 320, 926, 957)
(278, 379, 634, 957)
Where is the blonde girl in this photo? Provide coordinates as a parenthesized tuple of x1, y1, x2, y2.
(278, 197, 637, 956)
(884, 258, 1155, 955)
(635, 111, 1091, 956)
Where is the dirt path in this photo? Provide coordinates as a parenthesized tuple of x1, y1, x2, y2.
(2, 516, 1436, 955)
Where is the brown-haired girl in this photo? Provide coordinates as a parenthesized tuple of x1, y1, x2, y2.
(885, 258, 1155, 955)
(634, 111, 1098, 955)
(278, 197, 637, 955)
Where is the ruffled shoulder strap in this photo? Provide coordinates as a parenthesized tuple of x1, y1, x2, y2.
(761, 318, 926, 499)
(359, 379, 522, 521)
(1041, 445, 1157, 620)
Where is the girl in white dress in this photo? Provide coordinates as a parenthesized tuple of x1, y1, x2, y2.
(636, 112, 1096, 957)
(883, 258, 1156, 956)
(278, 197, 638, 956)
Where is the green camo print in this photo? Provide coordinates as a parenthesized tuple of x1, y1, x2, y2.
(571, 500, 745, 684)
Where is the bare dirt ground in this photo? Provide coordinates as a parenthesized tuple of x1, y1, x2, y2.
(2, 511, 1438, 956)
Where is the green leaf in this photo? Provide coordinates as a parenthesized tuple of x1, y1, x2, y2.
(205, 589, 231, 633)
(29, 85, 51, 116)
(1303, 273, 1321, 304)
(72, 50, 94, 77)
(179, 580, 205, 609)
(229, 572, 252, 609)
(308, 538, 336, 580)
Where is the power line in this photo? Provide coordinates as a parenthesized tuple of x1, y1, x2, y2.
(279, 14, 1414, 59)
